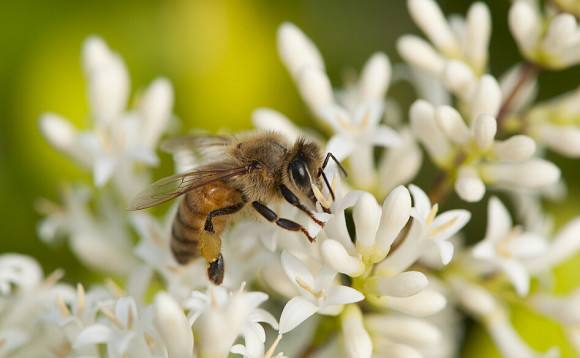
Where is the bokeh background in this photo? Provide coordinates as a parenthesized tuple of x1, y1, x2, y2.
(2, 0, 580, 356)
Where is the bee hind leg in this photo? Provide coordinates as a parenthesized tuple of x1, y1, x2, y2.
(252, 201, 315, 242)
(207, 253, 225, 285)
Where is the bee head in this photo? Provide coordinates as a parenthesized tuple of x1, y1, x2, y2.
(286, 139, 323, 205)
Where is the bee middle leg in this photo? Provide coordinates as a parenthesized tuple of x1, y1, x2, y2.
(279, 185, 325, 227)
(252, 201, 315, 242)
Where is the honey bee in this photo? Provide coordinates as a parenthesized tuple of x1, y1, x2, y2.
(129, 132, 345, 285)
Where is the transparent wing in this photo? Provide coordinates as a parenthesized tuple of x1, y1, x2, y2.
(161, 134, 234, 154)
(128, 164, 247, 210)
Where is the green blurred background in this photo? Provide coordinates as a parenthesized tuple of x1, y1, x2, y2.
(2, 0, 580, 356)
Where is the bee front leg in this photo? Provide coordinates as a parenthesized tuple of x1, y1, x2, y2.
(252, 201, 315, 242)
(279, 185, 325, 227)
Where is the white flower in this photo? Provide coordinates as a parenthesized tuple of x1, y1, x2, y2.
(451, 278, 559, 358)
(320, 187, 412, 275)
(400, 0, 491, 95)
(526, 88, 580, 157)
(472, 197, 549, 296)
(184, 283, 277, 358)
(0, 254, 42, 294)
(376, 185, 470, 274)
(73, 296, 155, 358)
(366, 313, 442, 357)
(278, 251, 363, 334)
(37, 186, 138, 277)
(278, 23, 400, 189)
(377, 128, 423, 196)
(341, 304, 372, 358)
(153, 292, 194, 358)
(412, 99, 560, 202)
(510, 1, 580, 69)
(40, 36, 174, 196)
(530, 290, 580, 354)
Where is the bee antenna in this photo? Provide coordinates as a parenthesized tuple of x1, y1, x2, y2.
(321, 152, 347, 177)
(318, 168, 335, 201)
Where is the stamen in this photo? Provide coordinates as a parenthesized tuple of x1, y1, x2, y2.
(76, 283, 86, 318)
(100, 306, 124, 329)
(426, 204, 439, 226)
(56, 295, 71, 317)
(105, 279, 125, 298)
(430, 216, 458, 237)
(264, 334, 283, 358)
(295, 277, 323, 299)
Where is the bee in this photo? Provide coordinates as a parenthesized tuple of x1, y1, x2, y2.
(129, 132, 345, 285)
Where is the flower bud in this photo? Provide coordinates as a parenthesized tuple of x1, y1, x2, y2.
(373, 186, 412, 260)
(481, 159, 560, 188)
(397, 35, 445, 74)
(154, 292, 194, 358)
(368, 271, 428, 298)
(455, 166, 485, 202)
(534, 124, 580, 157)
(377, 289, 446, 316)
(435, 105, 470, 144)
(359, 52, 391, 102)
(408, 0, 459, 57)
(297, 67, 334, 115)
(472, 113, 497, 151)
(320, 239, 364, 277)
(509, 1, 540, 57)
(443, 61, 476, 98)
(492, 135, 536, 161)
(139, 78, 174, 149)
(465, 2, 491, 73)
(353, 193, 382, 254)
(470, 75, 501, 121)
(341, 305, 372, 358)
(410, 100, 453, 167)
(277, 22, 325, 78)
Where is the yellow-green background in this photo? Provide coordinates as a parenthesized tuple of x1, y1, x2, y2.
(1, 0, 580, 356)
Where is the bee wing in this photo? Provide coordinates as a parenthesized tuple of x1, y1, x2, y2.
(161, 134, 234, 154)
(128, 164, 248, 210)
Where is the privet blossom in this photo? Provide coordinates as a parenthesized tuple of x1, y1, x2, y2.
(3, 0, 580, 357)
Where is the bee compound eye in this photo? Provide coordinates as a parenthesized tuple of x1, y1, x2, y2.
(290, 159, 310, 187)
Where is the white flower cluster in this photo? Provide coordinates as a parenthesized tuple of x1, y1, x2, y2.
(3, 0, 580, 357)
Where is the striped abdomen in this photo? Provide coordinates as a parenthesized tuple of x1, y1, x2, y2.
(170, 181, 242, 265)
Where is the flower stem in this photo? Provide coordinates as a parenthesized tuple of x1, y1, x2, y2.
(496, 62, 539, 132)
(427, 170, 452, 204)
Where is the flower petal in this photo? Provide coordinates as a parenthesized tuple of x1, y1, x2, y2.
(498, 259, 529, 296)
(430, 209, 471, 242)
(281, 251, 314, 289)
(74, 324, 114, 348)
(373, 271, 428, 298)
(279, 296, 319, 334)
(324, 285, 365, 306)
